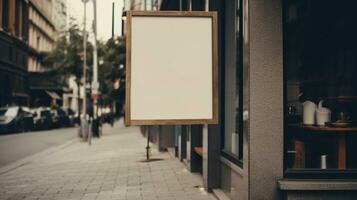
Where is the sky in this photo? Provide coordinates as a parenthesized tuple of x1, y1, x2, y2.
(67, 0, 124, 41)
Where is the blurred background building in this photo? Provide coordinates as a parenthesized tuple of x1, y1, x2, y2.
(28, 0, 55, 72)
(0, 0, 71, 108)
(27, 0, 69, 108)
(52, 0, 67, 36)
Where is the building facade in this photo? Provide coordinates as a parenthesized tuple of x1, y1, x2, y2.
(28, 0, 55, 72)
(0, 0, 29, 107)
(27, 0, 69, 107)
(128, 0, 357, 199)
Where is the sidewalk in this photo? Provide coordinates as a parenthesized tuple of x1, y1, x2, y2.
(0, 122, 217, 200)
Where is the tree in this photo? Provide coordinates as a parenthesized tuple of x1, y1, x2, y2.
(98, 36, 126, 115)
(41, 24, 93, 120)
(41, 23, 126, 119)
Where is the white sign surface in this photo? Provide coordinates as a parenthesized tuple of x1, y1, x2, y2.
(126, 12, 218, 125)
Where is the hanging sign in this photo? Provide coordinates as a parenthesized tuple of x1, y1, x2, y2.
(125, 11, 218, 125)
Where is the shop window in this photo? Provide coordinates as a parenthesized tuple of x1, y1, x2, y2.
(221, 0, 244, 165)
(284, 0, 357, 178)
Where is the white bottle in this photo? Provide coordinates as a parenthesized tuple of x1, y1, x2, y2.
(303, 100, 316, 125)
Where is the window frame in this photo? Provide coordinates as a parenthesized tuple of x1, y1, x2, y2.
(220, 0, 244, 167)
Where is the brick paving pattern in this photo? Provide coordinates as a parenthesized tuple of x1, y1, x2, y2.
(0, 123, 216, 200)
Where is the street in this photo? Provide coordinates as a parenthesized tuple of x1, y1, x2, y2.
(0, 128, 77, 167)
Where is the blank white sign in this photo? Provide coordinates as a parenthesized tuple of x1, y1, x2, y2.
(126, 12, 218, 125)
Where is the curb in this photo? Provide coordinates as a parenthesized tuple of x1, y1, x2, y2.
(0, 138, 80, 175)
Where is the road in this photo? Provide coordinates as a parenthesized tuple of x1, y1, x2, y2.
(0, 127, 78, 167)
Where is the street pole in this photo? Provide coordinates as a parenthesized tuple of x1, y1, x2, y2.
(81, 0, 89, 141)
(90, 0, 99, 145)
(121, 9, 125, 36)
(112, 2, 115, 38)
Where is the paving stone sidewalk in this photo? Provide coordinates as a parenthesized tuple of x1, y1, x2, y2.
(0, 122, 217, 200)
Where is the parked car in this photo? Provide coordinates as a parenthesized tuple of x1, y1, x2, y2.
(32, 107, 53, 130)
(0, 106, 34, 134)
(21, 107, 35, 132)
(51, 108, 71, 128)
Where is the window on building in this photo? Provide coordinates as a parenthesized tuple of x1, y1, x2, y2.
(36, 36, 40, 49)
(15, 0, 23, 37)
(8, 0, 15, 34)
(284, 0, 357, 178)
(221, 0, 244, 165)
(21, 0, 27, 40)
(1, 0, 9, 30)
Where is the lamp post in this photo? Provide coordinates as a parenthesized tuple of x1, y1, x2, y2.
(81, 0, 89, 141)
(92, 0, 98, 99)
(89, 0, 99, 145)
(112, 2, 115, 38)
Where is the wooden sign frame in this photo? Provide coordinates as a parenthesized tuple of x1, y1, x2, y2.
(125, 11, 218, 125)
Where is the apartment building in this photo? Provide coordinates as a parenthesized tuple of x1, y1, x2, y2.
(27, 0, 69, 107)
(52, 0, 66, 36)
(28, 0, 55, 72)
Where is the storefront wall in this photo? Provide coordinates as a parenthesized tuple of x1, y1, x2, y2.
(214, 0, 284, 199)
(152, 0, 357, 199)
(213, 0, 357, 199)
(135, 0, 357, 198)
(248, 0, 284, 198)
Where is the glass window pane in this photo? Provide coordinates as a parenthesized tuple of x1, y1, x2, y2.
(223, 0, 243, 160)
(284, 0, 357, 172)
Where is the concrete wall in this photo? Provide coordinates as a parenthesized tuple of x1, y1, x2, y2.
(248, 0, 284, 199)
(216, 0, 284, 199)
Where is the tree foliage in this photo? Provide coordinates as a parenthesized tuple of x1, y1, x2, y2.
(41, 24, 93, 85)
(41, 23, 126, 108)
(98, 36, 126, 105)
